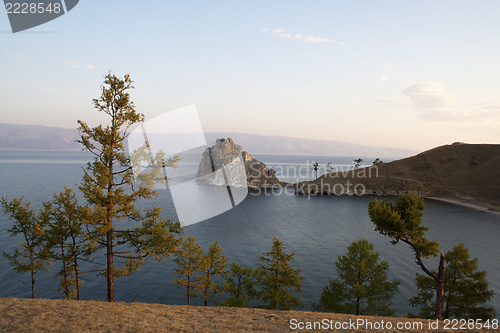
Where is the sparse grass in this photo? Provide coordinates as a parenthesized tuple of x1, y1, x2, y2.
(0, 298, 493, 332)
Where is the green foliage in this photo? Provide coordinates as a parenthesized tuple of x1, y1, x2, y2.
(372, 158, 384, 165)
(256, 236, 304, 310)
(173, 236, 205, 305)
(196, 240, 229, 306)
(40, 188, 89, 300)
(368, 192, 439, 258)
(218, 263, 257, 308)
(410, 244, 496, 320)
(368, 192, 446, 319)
(313, 239, 400, 316)
(77, 72, 182, 301)
(1, 197, 50, 298)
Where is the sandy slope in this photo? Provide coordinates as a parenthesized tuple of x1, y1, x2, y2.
(0, 298, 494, 332)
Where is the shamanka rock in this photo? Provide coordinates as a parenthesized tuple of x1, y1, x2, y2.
(196, 138, 280, 188)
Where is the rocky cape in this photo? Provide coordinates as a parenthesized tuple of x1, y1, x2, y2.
(295, 143, 500, 213)
(196, 138, 281, 188)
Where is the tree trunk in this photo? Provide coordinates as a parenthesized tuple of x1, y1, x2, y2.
(187, 275, 191, 306)
(75, 258, 81, 300)
(61, 244, 69, 298)
(31, 270, 35, 299)
(72, 235, 81, 300)
(107, 228, 115, 302)
(30, 250, 35, 299)
(434, 253, 445, 320)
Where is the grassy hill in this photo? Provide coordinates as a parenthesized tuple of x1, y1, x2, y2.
(0, 298, 484, 332)
(297, 143, 500, 212)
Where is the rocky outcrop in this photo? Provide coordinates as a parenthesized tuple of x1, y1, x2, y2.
(196, 138, 280, 188)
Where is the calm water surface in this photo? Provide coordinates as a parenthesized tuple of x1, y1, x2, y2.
(0, 151, 498, 316)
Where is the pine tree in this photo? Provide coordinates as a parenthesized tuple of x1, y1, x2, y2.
(1, 197, 50, 299)
(313, 239, 400, 316)
(77, 72, 182, 302)
(257, 236, 304, 310)
(196, 240, 228, 306)
(410, 244, 495, 320)
(368, 192, 446, 319)
(40, 187, 89, 300)
(173, 236, 204, 305)
(218, 263, 257, 308)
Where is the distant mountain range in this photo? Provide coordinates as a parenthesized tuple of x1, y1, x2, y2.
(0, 123, 417, 158)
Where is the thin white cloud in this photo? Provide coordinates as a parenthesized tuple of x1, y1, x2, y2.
(85, 64, 94, 69)
(262, 28, 269, 32)
(337, 115, 345, 120)
(381, 64, 393, 70)
(379, 76, 389, 82)
(338, 42, 346, 49)
(3, 51, 24, 57)
(269, 29, 334, 44)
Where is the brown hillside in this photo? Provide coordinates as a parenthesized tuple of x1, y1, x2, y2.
(297, 144, 500, 211)
(0, 298, 490, 332)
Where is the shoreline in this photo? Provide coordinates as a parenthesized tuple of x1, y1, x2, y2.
(426, 197, 500, 216)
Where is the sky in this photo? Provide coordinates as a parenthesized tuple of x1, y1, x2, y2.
(1, 0, 499, 151)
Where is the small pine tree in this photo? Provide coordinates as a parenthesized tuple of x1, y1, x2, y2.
(196, 240, 229, 306)
(173, 236, 204, 305)
(313, 239, 400, 316)
(311, 162, 319, 179)
(410, 244, 495, 320)
(218, 263, 257, 308)
(257, 236, 304, 310)
(40, 188, 89, 300)
(1, 197, 51, 299)
(353, 158, 363, 169)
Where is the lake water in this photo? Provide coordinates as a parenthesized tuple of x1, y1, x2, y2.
(0, 150, 499, 317)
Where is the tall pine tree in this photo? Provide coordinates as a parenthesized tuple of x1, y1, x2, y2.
(78, 72, 182, 302)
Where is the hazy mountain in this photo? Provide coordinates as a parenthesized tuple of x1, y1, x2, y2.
(0, 123, 80, 151)
(204, 132, 417, 158)
(0, 123, 416, 158)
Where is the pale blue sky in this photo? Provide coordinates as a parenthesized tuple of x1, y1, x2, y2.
(1, 1, 499, 150)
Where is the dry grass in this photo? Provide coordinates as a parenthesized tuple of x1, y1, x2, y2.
(0, 298, 495, 332)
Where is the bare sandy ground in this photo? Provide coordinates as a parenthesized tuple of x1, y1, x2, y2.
(1, 298, 496, 332)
